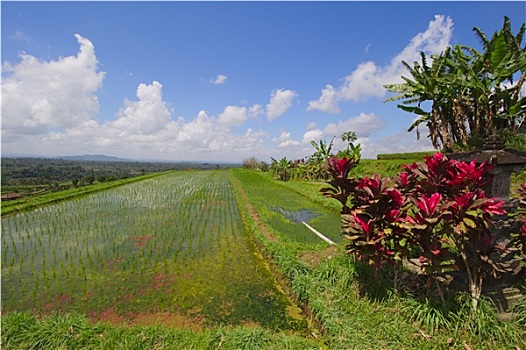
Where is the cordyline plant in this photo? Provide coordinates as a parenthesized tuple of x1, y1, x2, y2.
(321, 152, 511, 311)
(511, 183, 526, 259)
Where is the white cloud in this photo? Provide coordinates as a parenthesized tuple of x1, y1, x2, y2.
(338, 61, 385, 101)
(306, 84, 340, 113)
(307, 15, 453, 112)
(306, 122, 317, 130)
(323, 112, 384, 138)
(218, 105, 249, 126)
(210, 74, 227, 84)
(266, 88, 297, 121)
(1, 34, 273, 162)
(2, 34, 105, 135)
(302, 129, 324, 144)
(33, 106, 270, 161)
(110, 81, 172, 134)
(274, 131, 300, 148)
(249, 104, 263, 118)
(217, 104, 262, 126)
(394, 14, 454, 65)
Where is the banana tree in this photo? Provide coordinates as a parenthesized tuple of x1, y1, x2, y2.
(270, 156, 291, 181)
(307, 138, 335, 179)
(385, 16, 526, 151)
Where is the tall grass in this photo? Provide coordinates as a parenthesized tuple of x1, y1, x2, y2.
(1, 312, 322, 350)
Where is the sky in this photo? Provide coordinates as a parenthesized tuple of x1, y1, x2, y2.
(2, 1, 525, 163)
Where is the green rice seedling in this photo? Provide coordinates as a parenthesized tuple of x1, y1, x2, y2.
(2, 170, 305, 331)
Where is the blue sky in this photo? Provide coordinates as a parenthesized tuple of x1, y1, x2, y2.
(2, 1, 525, 162)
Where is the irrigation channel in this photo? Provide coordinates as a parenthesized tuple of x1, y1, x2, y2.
(1, 169, 342, 330)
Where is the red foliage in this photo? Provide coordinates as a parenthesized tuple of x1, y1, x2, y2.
(321, 152, 509, 286)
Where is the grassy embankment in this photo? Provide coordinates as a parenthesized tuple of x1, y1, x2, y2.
(1, 311, 321, 350)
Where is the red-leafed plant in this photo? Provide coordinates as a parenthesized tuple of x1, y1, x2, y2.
(322, 152, 510, 311)
(320, 157, 359, 213)
(512, 183, 526, 258)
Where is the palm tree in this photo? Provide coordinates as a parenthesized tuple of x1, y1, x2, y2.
(341, 131, 357, 151)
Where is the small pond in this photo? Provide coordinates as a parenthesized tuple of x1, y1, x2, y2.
(271, 207, 320, 223)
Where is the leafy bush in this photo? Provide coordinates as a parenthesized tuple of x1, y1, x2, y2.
(321, 152, 523, 313)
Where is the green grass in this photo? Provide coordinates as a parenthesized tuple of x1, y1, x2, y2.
(350, 158, 414, 178)
(231, 168, 526, 349)
(1, 312, 322, 350)
(230, 169, 342, 245)
(376, 151, 437, 161)
(3, 167, 525, 349)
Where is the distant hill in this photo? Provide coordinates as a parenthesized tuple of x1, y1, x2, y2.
(54, 154, 131, 162)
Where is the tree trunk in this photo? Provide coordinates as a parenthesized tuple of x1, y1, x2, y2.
(470, 277, 482, 313)
(460, 249, 482, 314)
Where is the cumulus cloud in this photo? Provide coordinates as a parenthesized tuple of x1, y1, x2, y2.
(307, 15, 453, 113)
(306, 122, 317, 130)
(302, 129, 324, 144)
(274, 131, 300, 148)
(218, 105, 248, 126)
(110, 81, 172, 134)
(210, 74, 227, 84)
(323, 112, 384, 138)
(217, 104, 262, 126)
(2, 34, 105, 135)
(266, 88, 297, 121)
(306, 84, 340, 113)
(30, 105, 270, 161)
(249, 104, 264, 118)
(1, 34, 272, 162)
(301, 112, 384, 145)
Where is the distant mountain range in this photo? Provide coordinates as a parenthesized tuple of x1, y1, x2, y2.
(53, 154, 132, 162)
(2, 153, 241, 165)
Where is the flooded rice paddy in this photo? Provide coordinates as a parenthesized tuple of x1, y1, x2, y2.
(1, 171, 305, 330)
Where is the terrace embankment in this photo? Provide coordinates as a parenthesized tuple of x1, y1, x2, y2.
(229, 169, 344, 336)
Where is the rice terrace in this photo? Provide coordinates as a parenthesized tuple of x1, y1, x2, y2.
(2, 3, 526, 349)
(2, 158, 526, 349)
(1, 167, 347, 348)
(2, 170, 336, 329)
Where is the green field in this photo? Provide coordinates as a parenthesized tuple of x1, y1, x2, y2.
(3, 168, 524, 349)
(1, 170, 317, 330)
